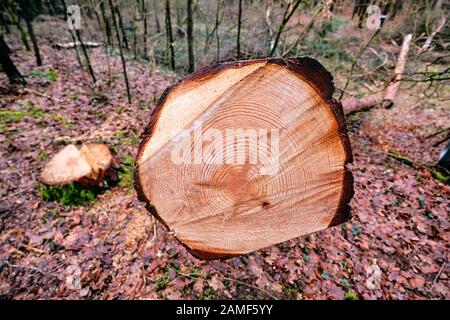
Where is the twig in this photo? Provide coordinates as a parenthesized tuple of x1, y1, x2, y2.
(387, 151, 428, 170)
(176, 271, 279, 300)
(23, 88, 64, 103)
(426, 126, 450, 139)
(1, 260, 46, 275)
(429, 261, 446, 292)
(222, 276, 280, 300)
(339, 27, 383, 101)
(19, 243, 46, 254)
(0, 186, 33, 202)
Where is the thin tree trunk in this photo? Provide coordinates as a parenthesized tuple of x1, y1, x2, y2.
(18, 0, 42, 65)
(215, 1, 222, 62)
(109, 0, 131, 103)
(5, 4, 30, 51)
(0, 35, 26, 85)
(154, 1, 161, 33)
(60, 0, 82, 68)
(100, 1, 112, 46)
(236, 0, 242, 60)
(203, 0, 221, 57)
(142, 0, 147, 58)
(0, 3, 11, 33)
(74, 28, 96, 84)
(269, 0, 302, 57)
(24, 14, 42, 65)
(89, 0, 103, 31)
(165, 0, 175, 70)
(116, 4, 129, 49)
(187, 0, 194, 72)
(132, 20, 137, 59)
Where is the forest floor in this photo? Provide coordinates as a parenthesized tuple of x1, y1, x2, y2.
(0, 18, 449, 300)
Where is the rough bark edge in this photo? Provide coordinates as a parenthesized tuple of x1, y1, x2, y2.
(134, 57, 354, 259)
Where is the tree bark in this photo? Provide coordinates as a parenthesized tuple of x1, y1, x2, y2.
(187, 0, 194, 72)
(165, 0, 175, 70)
(0, 35, 26, 85)
(382, 33, 413, 108)
(5, 4, 30, 51)
(110, 0, 131, 103)
(100, 0, 112, 46)
(18, 0, 42, 65)
(135, 57, 353, 259)
(341, 33, 414, 114)
(116, 4, 129, 49)
(269, 0, 302, 57)
(142, 0, 147, 58)
(236, 0, 242, 60)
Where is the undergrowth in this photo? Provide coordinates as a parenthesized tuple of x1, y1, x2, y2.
(39, 182, 98, 206)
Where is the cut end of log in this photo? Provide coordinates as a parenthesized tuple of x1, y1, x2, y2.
(40, 143, 116, 186)
(135, 57, 354, 260)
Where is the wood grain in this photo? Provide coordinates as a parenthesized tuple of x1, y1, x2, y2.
(135, 57, 353, 259)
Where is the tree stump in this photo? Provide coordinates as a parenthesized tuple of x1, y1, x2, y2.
(135, 57, 354, 259)
(40, 143, 118, 186)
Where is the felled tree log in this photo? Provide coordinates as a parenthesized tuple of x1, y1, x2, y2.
(382, 33, 413, 108)
(40, 143, 118, 186)
(135, 57, 354, 259)
(53, 41, 101, 49)
(342, 92, 383, 115)
(342, 33, 413, 114)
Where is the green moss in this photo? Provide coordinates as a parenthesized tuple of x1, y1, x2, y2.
(118, 155, 135, 189)
(39, 183, 97, 206)
(432, 171, 449, 185)
(156, 273, 170, 291)
(0, 110, 26, 123)
(197, 287, 216, 300)
(116, 106, 125, 115)
(0, 101, 48, 124)
(53, 114, 73, 128)
(114, 130, 139, 146)
(282, 284, 298, 299)
(345, 292, 359, 300)
(29, 69, 57, 81)
(38, 150, 48, 160)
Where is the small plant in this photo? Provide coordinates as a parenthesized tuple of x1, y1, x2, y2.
(156, 273, 170, 291)
(118, 155, 135, 189)
(345, 292, 359, 300)
(29, 69, 57, 81)
(39, 183, 98, 206)
(0, 103, 48, 124)
(0, 110, 26, 123)
(197, 287, 216, 300)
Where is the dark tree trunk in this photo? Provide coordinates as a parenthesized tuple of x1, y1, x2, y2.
(0, 35, 26, 85)
(236, 0, 242, 60)
(0, 3, 11, 33)
(269, 0, 302, 57)
(74, 28, 97, 84)
(6, 4, 30, 51)
(142, 0, 147, 58)
(18, 0, 42, 65)
(116, 5, 129, 49)
(109, 0, 131, 103)
(100, 1, 112, 46)
(154, 1, 161, 33)
(165, 0, 175, 70)
(187, 0, 194, 72)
